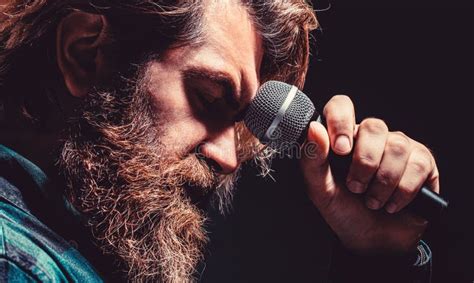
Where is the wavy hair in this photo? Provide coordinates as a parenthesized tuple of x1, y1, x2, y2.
(0, 0, 318, 125)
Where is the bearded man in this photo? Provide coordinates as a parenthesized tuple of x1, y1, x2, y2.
(0, 0, 439, 282)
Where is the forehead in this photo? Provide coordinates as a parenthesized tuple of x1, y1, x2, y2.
(202, 0, 263, 72)
(160, 0, 263, 97)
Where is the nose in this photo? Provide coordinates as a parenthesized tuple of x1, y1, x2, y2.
(198, 126, 238, 174)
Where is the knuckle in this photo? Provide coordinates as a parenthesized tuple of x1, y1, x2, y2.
(410, 157, 431, 175)
(356, 154, 379, 171)
(376, 170, 396, 187)
(323, 95, 353, 116)
(325, 114, 347, 127)
(360, 118, 388, 134)
(392, 131, 408, 138)
(323, 100, 335, 117)
(419, 145, 434, 158)
(332, 94, 352, 104)
(386, 135, 410, 157)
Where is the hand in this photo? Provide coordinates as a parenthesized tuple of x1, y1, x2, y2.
(300, 95, 440, 254)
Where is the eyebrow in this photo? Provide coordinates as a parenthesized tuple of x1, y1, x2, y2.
(183, 67, 242, 112)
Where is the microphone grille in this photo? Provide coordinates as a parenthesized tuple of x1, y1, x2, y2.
(244, 80, 316, 150)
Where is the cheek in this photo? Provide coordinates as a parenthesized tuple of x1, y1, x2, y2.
(160, 121, 207, 156)
(146, 63, 190, 116)
(146, 64, 208, 154)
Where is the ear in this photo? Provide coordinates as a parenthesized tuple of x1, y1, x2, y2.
(56, 11, 110, 97)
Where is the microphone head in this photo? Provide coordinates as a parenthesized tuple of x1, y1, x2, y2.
(243, 80, 316, 151)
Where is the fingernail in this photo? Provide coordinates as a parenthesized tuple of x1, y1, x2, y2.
(385, 203, 397, 214)
(347, 180, 365, 193)
(366, 197, 381, 210)
(334, 135, 351, 154)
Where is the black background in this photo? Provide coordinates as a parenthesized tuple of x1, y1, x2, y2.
(202, 1, 473, 282)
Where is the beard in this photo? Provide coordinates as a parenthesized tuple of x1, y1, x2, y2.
(58, 64, 245, 282)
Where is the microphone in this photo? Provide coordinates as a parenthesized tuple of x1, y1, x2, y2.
(243, 80, 448, 221)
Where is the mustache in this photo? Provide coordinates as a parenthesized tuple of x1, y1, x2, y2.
(64, 84, 243, 211)
(58, 65, 245, 281)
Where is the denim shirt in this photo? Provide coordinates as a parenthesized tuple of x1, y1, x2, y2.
(0, 144, 102, 282)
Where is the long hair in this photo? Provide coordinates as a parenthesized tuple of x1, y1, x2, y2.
(0, 0, 318, 125)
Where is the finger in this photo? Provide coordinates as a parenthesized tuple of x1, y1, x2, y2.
(346, 118, 389, 194)
(300, 121, 336, 209)
(427, 162, 440, 194)
(364, 132, 411, 210)
(303, 121, 330, 166)
(384, 145, 436, 213)
(323, 95, 356, 155)
(410, 141, 440, 194)
(421, 143, 440, 194)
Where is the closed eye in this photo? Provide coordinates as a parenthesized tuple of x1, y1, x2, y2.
(195, 90, 215, 110)
(198, 90, 219, 104)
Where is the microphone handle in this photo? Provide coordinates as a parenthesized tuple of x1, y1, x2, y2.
(303, 111, 448, 222)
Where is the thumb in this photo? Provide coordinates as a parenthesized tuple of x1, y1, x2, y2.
(300, 121, 338, 208)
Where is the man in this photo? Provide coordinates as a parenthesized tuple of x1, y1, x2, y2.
(0, 0, 439, 282)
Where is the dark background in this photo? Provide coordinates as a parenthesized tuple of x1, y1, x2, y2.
(202, 1, 473, 282)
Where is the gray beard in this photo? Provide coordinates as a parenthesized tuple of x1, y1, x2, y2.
(58, 70, 240, 282)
